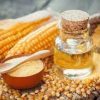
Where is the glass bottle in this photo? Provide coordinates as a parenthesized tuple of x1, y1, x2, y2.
(54, 10, 93, 78)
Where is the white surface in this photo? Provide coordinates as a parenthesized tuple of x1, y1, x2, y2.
(16, 10, 51, 22)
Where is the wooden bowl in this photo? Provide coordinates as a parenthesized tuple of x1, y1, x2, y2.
(2, 60, 44, 89)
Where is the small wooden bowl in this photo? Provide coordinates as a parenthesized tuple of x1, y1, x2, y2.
(2, 60, 44, 89)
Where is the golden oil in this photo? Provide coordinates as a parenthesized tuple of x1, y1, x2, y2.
(54, 46, 93, 69)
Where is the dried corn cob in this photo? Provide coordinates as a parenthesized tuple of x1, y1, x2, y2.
(6, 21, 59, 58)
(0, 18, 51, 48)
(1, 18, 52, 41)
(0, 15, 51, 42)
(0, 17, 51, 54)
(0, 13, 52, 61)
(0, 23, 30, 40)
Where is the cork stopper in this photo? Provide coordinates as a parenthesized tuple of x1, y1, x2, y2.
(61, 10, 89, 32)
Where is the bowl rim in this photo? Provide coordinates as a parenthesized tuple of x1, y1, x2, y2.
(2, 58, 44, 78)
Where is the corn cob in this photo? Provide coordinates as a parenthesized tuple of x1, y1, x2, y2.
(0, 16, 51, 61)
(0, 23, 30, 40)
(0, 16, 51, 42)
(0, 17, 51, 52)
(6, 21, 59, 58)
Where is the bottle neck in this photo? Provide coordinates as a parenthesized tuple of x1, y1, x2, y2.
(59, 23, 90, 41)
